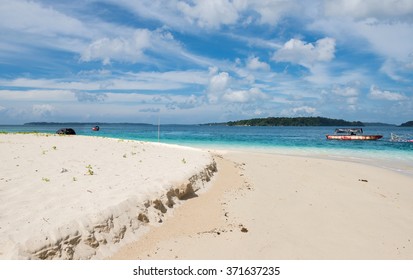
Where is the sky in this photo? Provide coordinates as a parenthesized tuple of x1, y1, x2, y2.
(1, 0, 413, 125)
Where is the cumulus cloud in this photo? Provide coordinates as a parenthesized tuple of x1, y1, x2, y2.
(81, 29, 151, 64)
(205, 71, 267, 104)
(206, 72, 231, 103)
(272, 38, 336, 68)
(369, 85, 406, 101)
(246, 56, 270, 71)
(223, 88, 267, 103)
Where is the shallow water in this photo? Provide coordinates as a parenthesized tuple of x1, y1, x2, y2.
(2, 123, 413, 174)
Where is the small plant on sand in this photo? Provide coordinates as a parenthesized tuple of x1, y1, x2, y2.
(42, 177, 50, 182)
(85, 164, 94, 175)
(52, 146, 57, 150)
(73, 177, 77, 182)
(182, 158, 187, 164)
(123, 153, 127, 158)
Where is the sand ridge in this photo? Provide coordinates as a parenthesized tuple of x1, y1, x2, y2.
(110, 154, 253, 259)
(0, 133, 217, 259)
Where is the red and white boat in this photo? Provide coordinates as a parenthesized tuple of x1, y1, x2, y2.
(326, 128, 383, 140)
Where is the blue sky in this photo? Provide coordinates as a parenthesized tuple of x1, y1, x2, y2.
(1, 0, 412, 124)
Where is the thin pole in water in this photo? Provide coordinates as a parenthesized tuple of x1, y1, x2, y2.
(157, 116, 160, 142)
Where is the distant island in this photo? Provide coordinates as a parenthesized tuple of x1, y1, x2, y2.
(24, 122, 154, 126)
(224, 117, 364, 127)
(400, 121, 413, 127)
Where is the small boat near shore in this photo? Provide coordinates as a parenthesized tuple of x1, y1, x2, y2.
(92, 125, 100, 131)
(326, 128, 383, 140)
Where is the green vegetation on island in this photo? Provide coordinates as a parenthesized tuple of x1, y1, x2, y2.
(226, 117, 364, 127)
(400, 121, 413, 127)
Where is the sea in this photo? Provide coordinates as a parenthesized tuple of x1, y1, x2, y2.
(1, 123, 413, 175)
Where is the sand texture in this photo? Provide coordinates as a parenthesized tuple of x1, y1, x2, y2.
(0, 134, 216, 259)
(113, 151, 413, 260)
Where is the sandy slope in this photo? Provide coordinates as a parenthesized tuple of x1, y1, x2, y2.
(0, 134, 216, 259)
(112, 151, 413, 259)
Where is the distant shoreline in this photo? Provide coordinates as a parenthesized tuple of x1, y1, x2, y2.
(15, 115, 406, 127)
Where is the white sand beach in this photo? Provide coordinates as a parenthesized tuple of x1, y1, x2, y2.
(113, 151, 413, 260)
(0, 134, 216, 259)
(1, 134, 413, 260)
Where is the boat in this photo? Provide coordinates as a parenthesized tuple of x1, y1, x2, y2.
(390, 133, 413, 142)
(56, 128, 76, 135)
(326, 128, 383, 140)
(92, 125, 100, 131)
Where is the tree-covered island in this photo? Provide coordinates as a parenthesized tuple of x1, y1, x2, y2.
(400, 121, 413, 127)
(226, 117, 364, 126)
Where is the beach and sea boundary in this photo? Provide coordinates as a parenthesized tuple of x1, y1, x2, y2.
(1, 128, 413, 278)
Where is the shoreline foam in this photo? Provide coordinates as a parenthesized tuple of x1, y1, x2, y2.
(0, 134, 216, 259)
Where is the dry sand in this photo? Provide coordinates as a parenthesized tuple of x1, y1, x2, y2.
(112, 150, 413, 260)
(2, 133, 413, 260)
(0, 133, 216, 259)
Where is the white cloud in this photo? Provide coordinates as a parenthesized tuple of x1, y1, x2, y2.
(358, 20, 413, 62)
(291, 106, 317, 115)
(176, 0, 300, 28)
(380, 59, 407, 81)
(369, 85, 407, 101)
(1, 69, 210, 93)
(272, 38, 336, 68)
(0, 0, 94, 55)
(311, 7, 413, 79)
(246, 56, 270, 71)
(329, 84, 360, 111)
(332, 85, 359, 97)
(323, 0, 413, 21)
(81, 29, 151, 64)
(206, 72, 231, 103)
(0, 89, 75, 102)
(105, 0, 299, 30)
(223, 88, 267, 103)
(0, 0, 88, 37)
(32, 104, 55, 118)
(244, 0, 299, 25)
(75, 92, 108, 103)
(165, 94, 202, 110)
(177, 0, 240, 29)
(281, 106, 317, 116)
(205, 71, 267, 104)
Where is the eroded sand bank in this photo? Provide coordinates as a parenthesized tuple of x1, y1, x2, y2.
(0, 134, 216, 259)
(113, 151, 413, 259)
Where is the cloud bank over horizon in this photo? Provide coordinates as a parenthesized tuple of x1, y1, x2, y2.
(0, 0, 412, 124)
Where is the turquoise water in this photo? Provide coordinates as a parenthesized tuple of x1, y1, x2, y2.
(1, 123, 413, 173)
